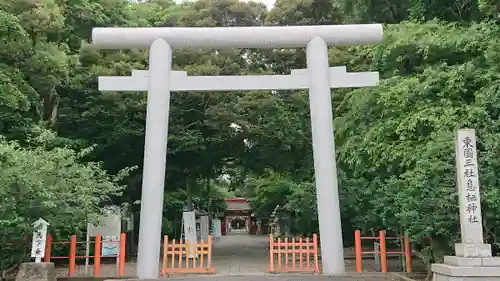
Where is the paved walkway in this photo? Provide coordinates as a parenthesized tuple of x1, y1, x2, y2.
(211, 232, 270, 275)
(210, 233, 371, 275)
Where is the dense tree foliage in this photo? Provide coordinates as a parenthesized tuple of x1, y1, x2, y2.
(2, 0, 500, 276)
(0, 130, 132, 277)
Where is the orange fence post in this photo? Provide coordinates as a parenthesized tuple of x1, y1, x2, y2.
(379, 230, 387, 273)
(268, 234, 274, 272)
(312, 233, 319, 272)
(199, 238, 205, 270)
(354, 230, 362, 272)
(68, 235, 77, 277)
(160, 235, 214, 275)
(207, 235, 213, 273)
(355, 229, 410, 273)
(177, 239, 182, 270)
(299, 238, 303, 270)
(119, 233, 126, 276)
(277, 237, 282, 270)
(162, 235, 168, 275)
(94, 235, 102, 277)
(44, 235, 52, 263)
(404, 235, 412, 273)
(267, 233, 318, 274)
(284, 237, 288, 268)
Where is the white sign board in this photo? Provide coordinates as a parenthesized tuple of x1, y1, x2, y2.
(88, 207, 121, 237)
(86, 206, 121, 272)
(182, 211, 197, 258)
(31, 218, 49, 262)
(102, 236, 119, 256)
(199, 216, 209, 242)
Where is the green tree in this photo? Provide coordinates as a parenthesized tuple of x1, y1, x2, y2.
(0, 131, 133, 276)
(335, 21, 500, 272)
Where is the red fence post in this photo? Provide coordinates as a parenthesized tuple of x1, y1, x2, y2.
(404, 235, 412, 273)
(68, 235, 77, 277)
(354, 230, 362, 272)
(312, 233, 319, 272)
(379, 230, 387, 273)
(94, 235, 102, 276)
(268, 234, 274, 272)
(119, 233, 126, 277)
(44, 235, 52, 263)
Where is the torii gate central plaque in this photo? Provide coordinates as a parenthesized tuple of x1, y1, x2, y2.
(92, 24, 383, 278)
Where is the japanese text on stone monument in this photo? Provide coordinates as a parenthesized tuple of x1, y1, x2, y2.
(455, 129, 484, 244)
(462, 136, 479, 224)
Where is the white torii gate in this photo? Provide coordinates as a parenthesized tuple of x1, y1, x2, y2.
(92, 24, 383, 278)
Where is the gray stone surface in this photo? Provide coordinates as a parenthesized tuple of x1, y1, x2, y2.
(211, 232, 271, 274)
(444, 256, 483, 267)
(432, 264, 500, 276)
(209, 233, 366, 275)
(455, 243, 492, 258)
(444, 256, 500, 267)
(432, 247, 500, 280)
(481, 258, 500, 267)
(434, 273, 500, 281)
(432, 254, 500, 281)
(15, 262, 56, 281)
(432, 262, 500, 281)
(431, 130, 500, 281)
(455, 129, 484, 246)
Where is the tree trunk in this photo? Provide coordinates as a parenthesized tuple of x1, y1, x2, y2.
(186, 178, 194, 211)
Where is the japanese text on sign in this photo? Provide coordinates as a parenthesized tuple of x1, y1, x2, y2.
(31, 218, 49, 261)
(34, 234, 43, 255)
(462, 136, 479, 224)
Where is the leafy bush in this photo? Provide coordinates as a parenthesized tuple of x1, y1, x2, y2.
(0, 135, 132, 277)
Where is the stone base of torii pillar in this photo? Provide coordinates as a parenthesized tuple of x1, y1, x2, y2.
(432, 129, 500, 281)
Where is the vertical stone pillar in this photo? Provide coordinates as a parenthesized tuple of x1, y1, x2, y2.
(432, 129, 500, 281)
(136, 38, 172, 279)
(306, 36, 345, 275)
(454, 129, 488, 255)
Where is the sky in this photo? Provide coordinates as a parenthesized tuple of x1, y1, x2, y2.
(250, 0, 275, 8)
(174, 0, 276, 9)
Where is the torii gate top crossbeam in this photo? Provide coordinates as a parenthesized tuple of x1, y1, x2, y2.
(91, 24, 382, 50)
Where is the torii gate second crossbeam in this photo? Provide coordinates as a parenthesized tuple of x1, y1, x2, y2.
(99, 67, 378, 91)
(92, 24, 383, 278)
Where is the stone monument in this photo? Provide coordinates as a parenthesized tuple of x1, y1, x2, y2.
(15, 263, 56, 281)
(432, 128, 500, 281)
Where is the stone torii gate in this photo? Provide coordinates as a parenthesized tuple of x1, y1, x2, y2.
(91, 24, 383, 278)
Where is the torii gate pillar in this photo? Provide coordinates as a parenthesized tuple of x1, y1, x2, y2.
(306, 37, 344, 275)
(92, 24, 383, 278)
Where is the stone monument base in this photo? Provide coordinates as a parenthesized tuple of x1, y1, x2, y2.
(15, 262, 56, 281)
(432, 256, 500, 281)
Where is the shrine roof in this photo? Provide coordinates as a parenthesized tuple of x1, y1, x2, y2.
(225, 198, 251, 211)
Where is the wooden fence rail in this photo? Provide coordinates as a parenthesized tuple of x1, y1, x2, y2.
(354, 230, 412, 273)
(161, 235, 214, 275)
(44, 233, 126, 277)
(267, 233, 320, 273)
